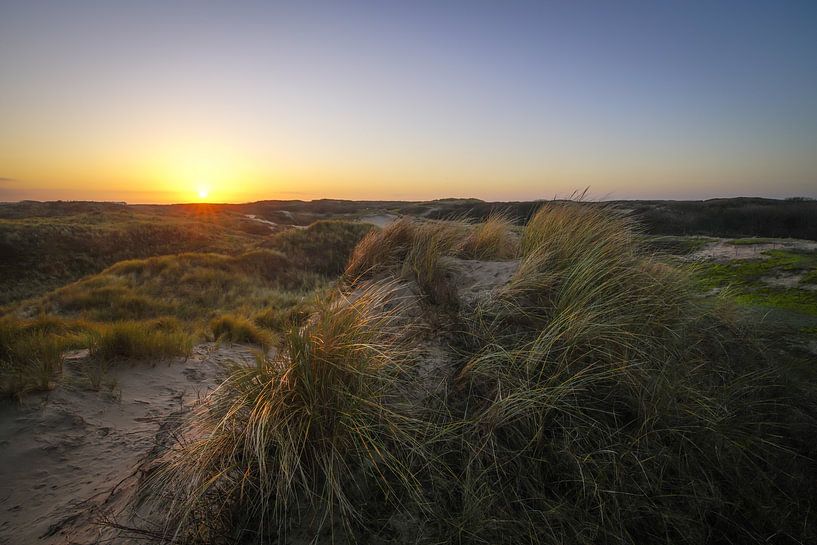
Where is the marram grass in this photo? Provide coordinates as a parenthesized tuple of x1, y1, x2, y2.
(145, 282, 430, 542)
(143, 202, 817, 544)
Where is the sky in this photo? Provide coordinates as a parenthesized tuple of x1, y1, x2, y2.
(1, 0, 816, 203)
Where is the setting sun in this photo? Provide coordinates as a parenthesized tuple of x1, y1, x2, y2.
(197, 187, 209, 200)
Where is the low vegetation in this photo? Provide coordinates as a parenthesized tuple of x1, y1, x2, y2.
(146, 283, 423, 541)
(0, 218, 374, 397)
(0, 202, 267, 305)
(89, 319, 193, 362)
(145, 203, 817, 544)
(209, 314, 273, 348)
(698, 248, 817, 316)
(261, 219, 375, 275)
(458, 212, 519, 259)
(31, 250, 323, 322)
(345, 215, 517, 304)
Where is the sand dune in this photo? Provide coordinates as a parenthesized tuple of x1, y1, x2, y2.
(0, 343, 257, 545)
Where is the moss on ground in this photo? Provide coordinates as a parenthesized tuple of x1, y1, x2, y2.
(697, 249, 817, 316)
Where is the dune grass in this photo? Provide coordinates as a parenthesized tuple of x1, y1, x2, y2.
(29, 250, 325, 324)
(446, 203, 813, 543)
(458, 212, 519, 260)
(89, 319, 193, 362)
(0, 325, 64, 397)
(0, 315, 102, 397)
(0, 202, 266, 305)
(146, 283, 426, 542)
(0, 217, 394, 399)
(261, 220, 375, 276)
(345, 215, 516, 305)
(143, 202, 817, 544)
(209, 314, 274, 349)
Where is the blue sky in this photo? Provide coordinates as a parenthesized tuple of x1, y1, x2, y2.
(1, 0, 816, 202)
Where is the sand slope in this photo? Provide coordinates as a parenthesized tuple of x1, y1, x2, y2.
(0, 343, 257, 545)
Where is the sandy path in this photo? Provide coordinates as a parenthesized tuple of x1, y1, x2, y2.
(358, 214, 399, 228)
(0, 343, 256, 545)
(245, 213, 278, 231)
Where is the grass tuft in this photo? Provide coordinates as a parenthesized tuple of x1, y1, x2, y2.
(458, 212, 518, 260)
(209, 314, 274, 348)
(146, 283, 426, 542)
(89, 319, 192, 362)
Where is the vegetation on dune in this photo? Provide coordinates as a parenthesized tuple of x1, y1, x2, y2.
(35, 250, 323, 322)
(345, 215, 517, 304)
(420, 197, 817, 241)
(89, 319, 193, 362)
(146, 283, 425, 542)
(252, 292, 317, 332)
(0, 315, 196, 397)
(632, 198, 817, 240)
(0, 318, 65, 397)
(0, 203, 268, 305)
(698, 249, 817, 316)
(0, 218, 374, 398)
(261, 220, 375, 275)
(449, 204, 813, 543)
(458, 212, 519, 260)
(209, 314, 274, 348)
(643, 234, 715, 255)
(145, 203, 817, 544)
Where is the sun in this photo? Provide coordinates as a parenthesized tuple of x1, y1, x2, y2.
(197, 187, 210, 200)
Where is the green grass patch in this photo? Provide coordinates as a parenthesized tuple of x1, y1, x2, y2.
(697, 249, 817, 316)
(733, 288, 817, 316)
(728, 237, 780, 245)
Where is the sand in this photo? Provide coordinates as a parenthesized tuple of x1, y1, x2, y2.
(0, 343, 257, 545)
(357, 214, 399, 228)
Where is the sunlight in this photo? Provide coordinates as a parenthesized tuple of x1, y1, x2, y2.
(197, 186, 210, 200)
